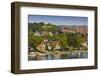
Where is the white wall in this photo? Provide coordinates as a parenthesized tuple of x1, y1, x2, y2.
(0, 0, 100, 76)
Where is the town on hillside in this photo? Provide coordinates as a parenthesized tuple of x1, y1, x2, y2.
(28, 22, 88, 60)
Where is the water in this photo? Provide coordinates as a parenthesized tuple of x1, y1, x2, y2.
(28, 51, 88, 60)
(46, 51, 88, 60)
(46, 54, 54, 60)
(65, 51, 88, 59)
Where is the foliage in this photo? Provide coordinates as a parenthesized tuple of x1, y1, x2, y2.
(28, 22, 59, 32)
(28, 31, 43, 48)
(28, 22, 86, 51)
(54, 34, 68, 47)
(67, 33, 85, 51)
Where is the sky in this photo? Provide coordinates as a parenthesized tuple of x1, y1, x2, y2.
(28, 15, 88, 25)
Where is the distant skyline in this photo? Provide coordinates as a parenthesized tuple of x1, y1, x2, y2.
(28, 15, 88, 25)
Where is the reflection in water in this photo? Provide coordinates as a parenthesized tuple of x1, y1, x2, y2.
(28, 51, 88, 60)
(46, 54, 54, 60)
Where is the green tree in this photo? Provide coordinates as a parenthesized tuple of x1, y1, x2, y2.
(67, 33, 85, 51)
(48, 34, 68, 48)
(41, 23, 58, 32)
(75, 35, 85, 50)
(28, 22, 45, 32)
(28, 31, 43, 49)
(56, 34, 68, 47)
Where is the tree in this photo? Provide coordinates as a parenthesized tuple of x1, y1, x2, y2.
(48, 34, 68, 48)
(67, 33, 85, 51)
(75, 35, 85, 50)
(41, 23, 58, 32)
(56, 34, 68, 47)
(28, 22, 44, 32)
(28, 31, 43, 49)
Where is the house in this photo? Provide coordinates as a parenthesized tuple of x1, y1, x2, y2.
(34, 31, 41, 36)
(60, 27, 76, 33)
(82, 42, 88, 47)
(28, 47, 34, 52)
(36, 42, 46, 53)
(60, 27, 68, 33)
(43, 39, 48, 43)
(53, 41, 61, 50)
(54, 44, 60, 50)
(49, 32, 53, 36)
(75, 27, 87, 34)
